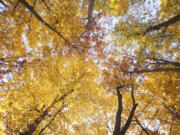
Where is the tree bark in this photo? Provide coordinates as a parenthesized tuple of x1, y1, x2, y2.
(120, 77, 138, 134)
(120, 104, 138, 134)
(113, 84, 138, 135)
(113, 86, 123, 135)
(86, 0, 95, 30)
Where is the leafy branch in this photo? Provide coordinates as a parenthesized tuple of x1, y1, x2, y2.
(18, 0, 78, 50)
(20, 89, 74, 135)
(39, 103, 69, 135)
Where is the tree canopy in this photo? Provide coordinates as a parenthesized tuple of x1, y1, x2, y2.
(0, 0, 179, 135)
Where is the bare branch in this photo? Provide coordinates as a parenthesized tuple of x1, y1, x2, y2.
(149, 58, 180, 67)
(86, 0, 95, 30)
(146, 109, 159, 129)
(145, 14, 180, 34)
(113, 76, 138, 135)
(127, 68, 180, 74)
(113, 86, 123, 135)
(120, 104, 138, 134)
(0, 0, 9, 8)
(41, 0, 51, 11)
(120, 75, 138, 134)
(134, 117, 150, 135)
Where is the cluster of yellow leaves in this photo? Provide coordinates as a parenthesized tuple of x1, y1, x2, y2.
(95, 0, 129, 16)
(0, 52, 102, 134)
(160, 0, 180, 16)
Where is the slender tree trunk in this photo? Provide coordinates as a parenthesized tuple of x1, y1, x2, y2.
(113, 84, 138, 135)
(113, 86, 123, 135)
(86, 0, 95, 29)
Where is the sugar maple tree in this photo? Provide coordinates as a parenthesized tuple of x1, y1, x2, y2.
(0, 0, 180, 135)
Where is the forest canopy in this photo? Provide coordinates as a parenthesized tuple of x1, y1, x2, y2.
(0, 0, 179, 135)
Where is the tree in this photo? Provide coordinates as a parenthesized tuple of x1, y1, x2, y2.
(105, 0, 180, 134)
(0, 0, 180, 135)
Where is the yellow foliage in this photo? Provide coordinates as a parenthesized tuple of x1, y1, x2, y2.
(0, 0, 179, 134)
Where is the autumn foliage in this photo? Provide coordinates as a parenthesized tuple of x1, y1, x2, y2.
(0, 0, 180, 135)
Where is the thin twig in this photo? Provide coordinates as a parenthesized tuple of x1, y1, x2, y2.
(39, 103, 69, 135)
(41, 0, 51, 11)
(125, 68, 180, 74)
(146, 109, 159, 129)
(134, 116, 150, 135)
(119, 75, 138, 134)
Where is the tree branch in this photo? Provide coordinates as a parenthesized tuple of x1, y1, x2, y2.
(146, 109, 159, 129)
(40, 0, 51, 11)
(20, 89, 74, 135)
(113, 79, 138, 135)
(113, 86, 123, 135)
(120, 76, 138, 134)
(145, 14, 180, 34)
(18, 0, 78, 49)
(0, 0, 9, 8)
(128, 68, 180, 74)
(134, 116, 150, 135)
(86, 0, 95, 30)
(149, 58, 180, 67)
(39, 103, 69, 135)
